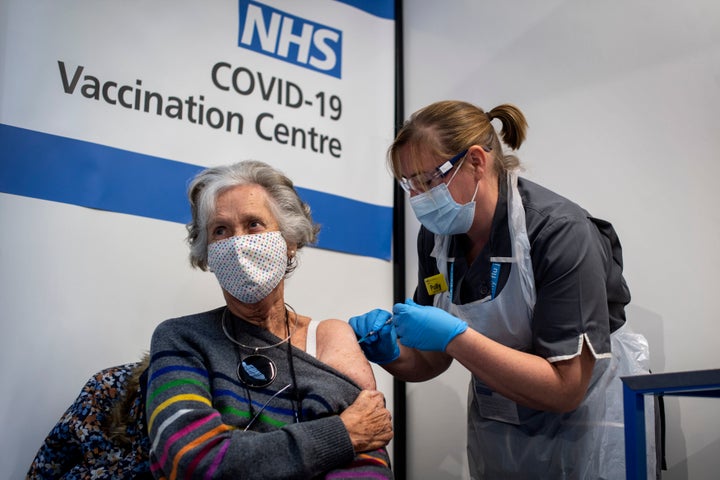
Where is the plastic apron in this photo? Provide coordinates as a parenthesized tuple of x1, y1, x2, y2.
(431, 170, 655, 479)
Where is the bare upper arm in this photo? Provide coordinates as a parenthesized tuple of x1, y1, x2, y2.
(315, 318, 377, 390)
(549, 341, 597, 411)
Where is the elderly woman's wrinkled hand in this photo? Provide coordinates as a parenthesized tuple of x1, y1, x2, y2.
(340, 389, 393, 453)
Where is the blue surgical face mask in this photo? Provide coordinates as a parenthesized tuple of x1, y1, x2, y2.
(409, 162, 478, 235)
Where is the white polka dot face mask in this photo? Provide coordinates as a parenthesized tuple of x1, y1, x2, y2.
(207, 231, 288, 304)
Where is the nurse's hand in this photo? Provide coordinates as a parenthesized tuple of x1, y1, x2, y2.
(349, 309, 400, 364)
(393, 298, 468, 351)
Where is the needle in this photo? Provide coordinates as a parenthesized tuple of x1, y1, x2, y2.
(357, 317, 394, 344)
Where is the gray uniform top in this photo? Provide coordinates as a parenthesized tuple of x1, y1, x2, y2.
(414, 176, 630, 359)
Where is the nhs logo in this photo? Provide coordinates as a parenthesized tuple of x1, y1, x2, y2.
(238, 0, 343, 79)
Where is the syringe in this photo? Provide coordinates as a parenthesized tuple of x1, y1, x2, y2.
(357, 317, 394, 344)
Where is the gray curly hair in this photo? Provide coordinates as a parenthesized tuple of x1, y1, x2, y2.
(186, 160, 319, 274)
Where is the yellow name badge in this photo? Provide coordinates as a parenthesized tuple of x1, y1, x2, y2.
(424, 273, 448, 296)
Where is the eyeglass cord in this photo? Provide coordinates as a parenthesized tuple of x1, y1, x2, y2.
(243, 383, 292, 431)
(286, 328, 302, 423)
(233, 305, 303, 429)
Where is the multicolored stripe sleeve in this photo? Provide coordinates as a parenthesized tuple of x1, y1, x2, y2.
(146, 347, 235, 480)
(324, 447, 394, 479)
(147, 317, 361, 479)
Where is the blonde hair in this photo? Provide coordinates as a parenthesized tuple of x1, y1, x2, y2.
(388, 100, 528, 182)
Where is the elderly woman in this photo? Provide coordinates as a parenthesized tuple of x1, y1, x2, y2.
(146, 160, 393, 479)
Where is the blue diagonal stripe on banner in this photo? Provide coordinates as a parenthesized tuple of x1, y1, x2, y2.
(336, 0, 394, 19)
(0, 123, 392, 260)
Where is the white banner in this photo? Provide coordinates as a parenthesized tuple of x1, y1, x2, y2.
(0, 0, 395, 259)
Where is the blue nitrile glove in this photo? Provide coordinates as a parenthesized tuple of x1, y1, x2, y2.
(349, 309, 399, 364)
(392, 298, 468, 351)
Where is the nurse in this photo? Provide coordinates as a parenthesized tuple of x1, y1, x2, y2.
(350, 100, 653, 479)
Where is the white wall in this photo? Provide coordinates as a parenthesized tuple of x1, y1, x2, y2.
(402, 0, 720, 479)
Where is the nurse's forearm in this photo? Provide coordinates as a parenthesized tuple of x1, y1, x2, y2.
(445, 329, 595, 412)
(382, 346, 453, 382)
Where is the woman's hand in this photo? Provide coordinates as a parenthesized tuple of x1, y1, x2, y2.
(340, 390, 393, 452)
(393, 298, 468, 351)
(349, 309, 399, 364)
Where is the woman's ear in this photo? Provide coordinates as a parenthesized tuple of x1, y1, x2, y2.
(467, 144, 490, 180)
